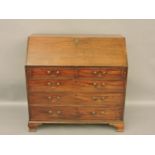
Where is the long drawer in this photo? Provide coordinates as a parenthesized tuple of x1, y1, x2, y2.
(28, 79, 125, 92)
(29, 106, 123, 121)
(27, 67, 126, 80)
(29, 92, 124, 107)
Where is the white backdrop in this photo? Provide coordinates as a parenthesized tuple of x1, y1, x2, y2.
(0, 19, 155, 104)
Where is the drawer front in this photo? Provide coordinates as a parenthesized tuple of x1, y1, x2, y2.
(76, 80, 125, 92)
(29, 67, 76, 79)
(28, 79, 75, 92)
(28, 92, 123, 107)
(28, 79, 125, 92)
(75, 93, 124, 106)
(78, 68, 125, 79)
(30, 106, 123, 121)
(29, 92, 75, 106)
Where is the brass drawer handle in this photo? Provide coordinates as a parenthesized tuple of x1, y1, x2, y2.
(101, 111, 105, 114)
(47, 82, 61, 86)
(93, 82, 97, 86)
(91, 111, 96, 115)
(47, 70, 60, 75)
(56, 96, 61, 99)
(56, 82, 61, 86)
(48, 96, 61, 102)
(93, 71, 107, 76)
(92, 82, 105, 88)
(47, 70, 51, 74)
(47, 82, 52, 86)
(102, 82, 105, 86)
(101, 96, 105, 100)
(48, 96, 52, 100)
(92, 96, 106, 101)
(57, 110, 61, 114)
(48, 110, 53, 114)
(91, 111, 105, 115)
(56, 70, 60, 74)
(48, 110, 62, 114)
(92, 96, 98, 101)
(93, 71, 97, 75)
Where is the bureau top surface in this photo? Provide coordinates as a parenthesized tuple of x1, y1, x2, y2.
(26, 35, 128, 67)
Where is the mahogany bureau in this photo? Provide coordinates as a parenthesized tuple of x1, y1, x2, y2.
(25, 35, 128, 132)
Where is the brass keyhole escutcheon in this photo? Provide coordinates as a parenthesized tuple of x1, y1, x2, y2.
(74, 38, 79, 46)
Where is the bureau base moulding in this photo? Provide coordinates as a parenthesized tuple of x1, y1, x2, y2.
(28, 120, 124, 132)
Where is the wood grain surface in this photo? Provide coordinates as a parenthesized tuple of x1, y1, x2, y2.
(26, 35, 128, 132)
(26, 35, 127, 67)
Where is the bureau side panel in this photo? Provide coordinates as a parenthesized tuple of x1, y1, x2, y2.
(25, 66, 32, 121)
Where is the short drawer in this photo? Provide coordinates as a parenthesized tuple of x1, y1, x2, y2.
(28, 67, 76, 79)
(29, 106, 123, 121)
(28, 79, 125, 92)
(78, 68, 125, 79)
(76, 80, 125, 92)
(29, 92, 75, 106)
(75, 93, 124, 107)
(28, 79, 75, 92)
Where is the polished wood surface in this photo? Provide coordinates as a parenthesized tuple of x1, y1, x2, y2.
(28, 66, 127, 80)
(26, 35, 127, 67)
(29, 92, 124, 107)
(26, 35, 128, 132)
(29, 106, 123, 121)
(29, 67, 76, 79)
(28, 79, 125, 92)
